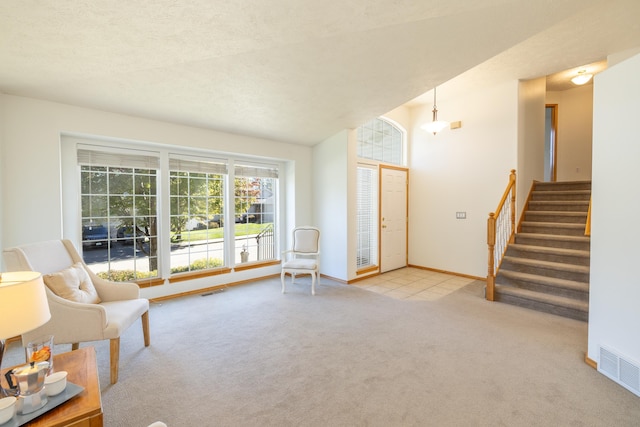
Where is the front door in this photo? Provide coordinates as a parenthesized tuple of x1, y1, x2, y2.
(380, 166, 408, 273)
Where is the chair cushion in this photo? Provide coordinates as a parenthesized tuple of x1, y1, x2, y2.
(282, 259, 317, 269)
(101, 299, 149, 339)
(43, 262, 102, 304)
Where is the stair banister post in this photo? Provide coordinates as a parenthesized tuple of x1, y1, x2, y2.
(486, 212, 496, 301)
(509, 169, 516, 243)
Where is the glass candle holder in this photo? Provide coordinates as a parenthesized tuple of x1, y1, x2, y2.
(24, 335, 54, 375)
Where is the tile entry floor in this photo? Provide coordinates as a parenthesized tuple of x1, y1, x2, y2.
(351, 267, 480, 301)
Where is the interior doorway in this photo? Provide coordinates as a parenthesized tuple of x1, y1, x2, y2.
(545, 104, 558, 182)
(379, 165, 408, 273)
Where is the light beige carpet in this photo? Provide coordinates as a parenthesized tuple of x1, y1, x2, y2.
(3, 276, 638, 426)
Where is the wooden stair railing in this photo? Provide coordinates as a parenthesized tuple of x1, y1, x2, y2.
(585, 197, 592, 236)
(486, 169, 516, 301)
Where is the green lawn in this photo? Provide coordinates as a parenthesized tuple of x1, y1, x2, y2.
(172, 223, 271, 241)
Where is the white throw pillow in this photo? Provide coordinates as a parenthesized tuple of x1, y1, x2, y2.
(43, 262, 101, 304)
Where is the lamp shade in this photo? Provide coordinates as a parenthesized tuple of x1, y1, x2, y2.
(571, 71, 593, 85)
(0, 271, 51, 340)
(421, 120, 450, 134)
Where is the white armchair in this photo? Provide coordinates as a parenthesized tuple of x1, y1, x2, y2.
(3, 239, 150, 384)
(281, 226, 320, 295)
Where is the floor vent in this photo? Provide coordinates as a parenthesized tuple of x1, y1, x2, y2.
(598, 345, 640, 397)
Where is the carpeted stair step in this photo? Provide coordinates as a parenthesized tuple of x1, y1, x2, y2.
(524, 210, 588, 224)
(527, 200, 590, 212)
(500, 256, 590, 282)
(520, 221, 586, 236)
(515, 233, 590, 251)
(533, 181, 591, 192)
(505, 244, 590, 266)
(530, 190, 591, 201)
(495, 270, 589, 301)
(494, 284, 589, 321)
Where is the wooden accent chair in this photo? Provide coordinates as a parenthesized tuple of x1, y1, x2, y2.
(281, 226, 321, 295)
(3, 239, 150, 384)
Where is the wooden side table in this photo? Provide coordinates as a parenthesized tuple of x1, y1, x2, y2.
(2, 346, 103, 427)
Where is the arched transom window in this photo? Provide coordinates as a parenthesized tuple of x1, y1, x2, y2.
(357, 117, 404, 166)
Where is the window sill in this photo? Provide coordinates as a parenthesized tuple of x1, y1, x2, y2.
(135, 277, 165, 288)
(168, 267, 232, 284)
(356, 265, 378, 276)
(234, 260, 280, 272)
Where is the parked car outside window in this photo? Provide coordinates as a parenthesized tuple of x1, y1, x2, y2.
(236, 202, 274, 224)
(82, 225, 109, 248)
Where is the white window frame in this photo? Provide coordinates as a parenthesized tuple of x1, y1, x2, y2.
(168, 153, 229, 274)
(356, 163, 378, 269)
(61, 134, 283, 286)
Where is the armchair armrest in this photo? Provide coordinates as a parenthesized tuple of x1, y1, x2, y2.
(91, 274, 141, 302)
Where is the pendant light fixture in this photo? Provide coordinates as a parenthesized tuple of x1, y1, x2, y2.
(421, 86, 449, 135)
(571, 69, 593, 85)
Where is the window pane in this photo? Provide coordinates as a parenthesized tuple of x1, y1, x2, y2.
(169, 170, 225, 274)
(109, 171, 133, 194)
(234, 176, 276, 264)
(81, 167, 159, 281)
(80, 166, 108, 194)
(356, 166, 378, 268)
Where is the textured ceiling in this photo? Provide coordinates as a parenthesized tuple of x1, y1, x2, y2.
(2, 0, 640, 145)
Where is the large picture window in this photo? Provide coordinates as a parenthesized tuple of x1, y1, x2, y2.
(70, 139, 281, 286)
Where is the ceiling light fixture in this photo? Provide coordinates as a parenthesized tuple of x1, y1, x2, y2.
(421, 87, 449, 135)
(571, 69, 593, 85)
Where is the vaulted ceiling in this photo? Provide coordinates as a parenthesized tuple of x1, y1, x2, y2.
(2, 0, 639, 145)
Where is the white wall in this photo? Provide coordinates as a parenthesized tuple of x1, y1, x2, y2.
(312, 130, 350, 281)
(0, 94, 313, 299)
(588, 53, 640, 367)
(408, 81, 518, 277)
(0, 96, 4, 250)
(546, 85, 593, 181)
(517, 77, 546, 220)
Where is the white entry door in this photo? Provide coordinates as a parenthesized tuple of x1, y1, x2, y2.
(380, 166, 408, 273)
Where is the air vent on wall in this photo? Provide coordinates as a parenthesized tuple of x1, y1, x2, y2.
(598, 345, 640, 397)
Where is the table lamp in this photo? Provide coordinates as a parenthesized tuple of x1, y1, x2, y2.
(0, 271, 51, 398)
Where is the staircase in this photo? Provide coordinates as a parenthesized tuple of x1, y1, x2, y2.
(494, 181, 591, 321)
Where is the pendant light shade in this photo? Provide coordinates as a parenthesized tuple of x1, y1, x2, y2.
(571, 69, 593, 85)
